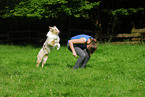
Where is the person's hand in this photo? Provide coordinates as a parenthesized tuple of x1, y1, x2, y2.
(73, 52, 77, 57)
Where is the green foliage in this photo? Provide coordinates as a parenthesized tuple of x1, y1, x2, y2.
(0, 0, 145, 36)
(0, 44, 145, 96)
(111, 7, 145, 16)
(63, 1, 101, 18)
(2, 0, 100, 18)
(1, 0, 144, 19)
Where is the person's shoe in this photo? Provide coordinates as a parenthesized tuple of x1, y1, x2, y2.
(80, 66, 86, 69)
(73, 66, 79, 70)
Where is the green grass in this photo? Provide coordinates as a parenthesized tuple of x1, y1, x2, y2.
(0, 44, 145, 97)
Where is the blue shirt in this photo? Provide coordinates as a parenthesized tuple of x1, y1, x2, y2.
(68, 34, 93, 48)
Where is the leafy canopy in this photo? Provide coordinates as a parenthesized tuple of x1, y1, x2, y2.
(2, 0, 100, 18)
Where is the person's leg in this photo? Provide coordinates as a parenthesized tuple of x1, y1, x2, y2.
(67, 43, 87, 69)
(73, 47, 87, 69)
(81, 49, 90, 68)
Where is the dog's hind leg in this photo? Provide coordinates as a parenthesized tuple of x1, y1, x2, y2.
(41, 54, 48, 67)
(36, 55, 42, 67)
(36, 48, 44, 67)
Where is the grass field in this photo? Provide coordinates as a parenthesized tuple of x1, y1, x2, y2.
(0, 44, 145, 97)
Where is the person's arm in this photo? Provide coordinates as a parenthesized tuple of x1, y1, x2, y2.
(69, 38, 86, 57)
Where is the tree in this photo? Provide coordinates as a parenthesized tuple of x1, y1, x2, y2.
(1, 0, 145, 40)
(1, 0, 100, 19)
(88, 0, 145, 37)
(0, 0, 23, 17)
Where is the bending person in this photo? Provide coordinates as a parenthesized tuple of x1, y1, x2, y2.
(67, 34, 97, 69)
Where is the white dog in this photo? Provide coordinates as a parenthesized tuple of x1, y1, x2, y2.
(36, 26, 60, 67)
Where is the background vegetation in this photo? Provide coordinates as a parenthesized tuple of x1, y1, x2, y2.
(0, 0, 145, 45)
(0, 44, 145, 96)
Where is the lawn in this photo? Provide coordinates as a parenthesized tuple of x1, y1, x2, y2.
(0, 44, 145, 97)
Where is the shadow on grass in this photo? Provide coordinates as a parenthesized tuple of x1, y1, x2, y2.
(87, 64, 94, 68)
(43, 63, 59, 67)
(67, 64, 73, 68)
(66, 64, 93, 69)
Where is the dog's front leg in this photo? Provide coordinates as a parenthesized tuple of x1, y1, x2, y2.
(55, 43, 60, 50)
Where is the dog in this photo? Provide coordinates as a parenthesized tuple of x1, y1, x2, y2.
(36, 26, 60, 67)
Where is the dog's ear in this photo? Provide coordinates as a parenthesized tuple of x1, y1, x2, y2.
(49, 26, 53, 29)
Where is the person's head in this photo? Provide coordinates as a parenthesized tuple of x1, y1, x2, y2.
(87, 38, 97, 55)
(86, 37, 92, 45)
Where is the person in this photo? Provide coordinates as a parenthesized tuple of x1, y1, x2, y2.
(67, 34, 97, 69)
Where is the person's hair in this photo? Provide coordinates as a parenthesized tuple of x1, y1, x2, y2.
(87, 38, 97, 55)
